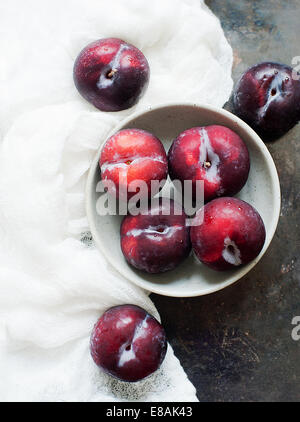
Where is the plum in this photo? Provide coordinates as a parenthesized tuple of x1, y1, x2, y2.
(190, 197, 266, 271)
(168, 125, 250, 202)
(100, 128, 167, 201)
(233, 62, 300, 140)
(120, 198, 191, 273)
(90, 304, 167, 382)
(73, 38, 149, 111)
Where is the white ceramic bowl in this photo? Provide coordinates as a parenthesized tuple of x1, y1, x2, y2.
(86, 103, 281, 297)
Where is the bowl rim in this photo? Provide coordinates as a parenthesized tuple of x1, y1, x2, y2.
(85, 101, 281, 297)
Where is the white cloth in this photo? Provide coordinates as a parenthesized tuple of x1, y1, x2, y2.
(0, 0, 233, 401)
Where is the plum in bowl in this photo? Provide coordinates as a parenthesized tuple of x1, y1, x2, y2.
(191, 197, 266, 271)
(99, 128, 167, 201)
(168, 125, 250, 202)
(120, 198, 191, 274)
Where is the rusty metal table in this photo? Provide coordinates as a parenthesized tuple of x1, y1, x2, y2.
(151, 0, 300, 402)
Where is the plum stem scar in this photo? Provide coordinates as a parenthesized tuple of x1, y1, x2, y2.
(107, 69, 118, 78)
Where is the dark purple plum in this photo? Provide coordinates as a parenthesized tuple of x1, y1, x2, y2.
(100, 128, 167, 201)
(233, 62, 300, 140)
(73, 38, 150, 112)
(90, 304, 167, 382)
(120, 198, 191, 274)
(190, 197, 266, 271)
(168, 125, 250, 203)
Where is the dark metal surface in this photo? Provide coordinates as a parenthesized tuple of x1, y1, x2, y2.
(151, 0, 300, 402)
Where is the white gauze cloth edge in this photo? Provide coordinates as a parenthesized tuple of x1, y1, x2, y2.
(0, 0, 233, 401)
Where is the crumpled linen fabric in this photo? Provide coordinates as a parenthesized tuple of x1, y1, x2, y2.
(0, 0, 233, 401)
